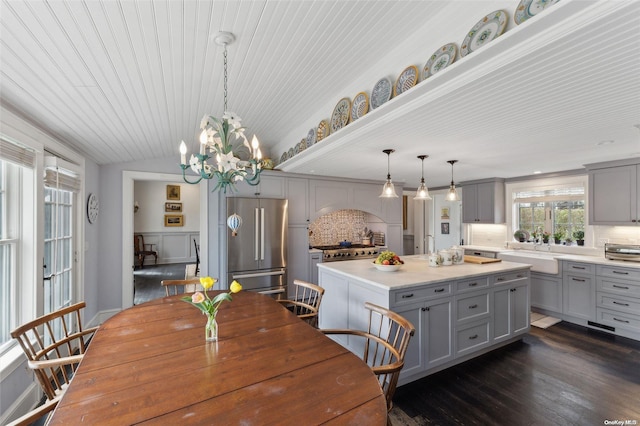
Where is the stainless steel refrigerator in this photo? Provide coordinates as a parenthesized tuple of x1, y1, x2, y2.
(226, 197, 288, 299)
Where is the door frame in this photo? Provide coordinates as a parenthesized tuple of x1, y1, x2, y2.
(121, 171, 208, 308)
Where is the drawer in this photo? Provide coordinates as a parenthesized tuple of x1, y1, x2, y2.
(456, 277, 489, 293)
(597, 265, 640, 282)
(492, 270, 529, 285)
(456, 320, 490, 356)
(597, 292, 640, 316)
(393, 283, 452, 305)
(597, 277, 640, 298)
(456, 291, 490, 323)
(596, 307, 640, 334)
(564, 261, 595, 275)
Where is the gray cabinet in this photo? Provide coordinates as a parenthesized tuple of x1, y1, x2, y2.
(309, 251, 321, 285)
(287, 226, 309, 295)
(530, 271, 563, 314)
(587, 161, 640, 225)
(226, 173, 285, 198)
(493, 281, 529, 343)
(562, 261, 595, 321)
(461, 179, 505, 224)
(595, 265, 640, 339)
(286, 177, 309, 225)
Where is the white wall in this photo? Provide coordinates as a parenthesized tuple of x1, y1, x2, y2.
(133, 181, 199, 232)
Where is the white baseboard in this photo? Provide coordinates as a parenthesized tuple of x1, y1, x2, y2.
(87, 308, 122, 329)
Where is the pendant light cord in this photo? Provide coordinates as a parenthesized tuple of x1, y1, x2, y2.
(223, 43, 228, 112)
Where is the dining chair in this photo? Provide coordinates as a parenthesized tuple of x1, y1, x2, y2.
(161, 278, 202, 296)
(10, 302, 98, 402)
(193, 238, 200, 276)
(134, 234, 158, 268)
(321, 302, 415, 414)
(277, 279, 325, 327)
(6, 395, 60, 426)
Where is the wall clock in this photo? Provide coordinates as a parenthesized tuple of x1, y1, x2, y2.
(87, 193, 99, 224)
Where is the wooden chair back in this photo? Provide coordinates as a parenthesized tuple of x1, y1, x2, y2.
(10, 302, 98, 401)
(161, 278, 202, 296)
(193, 239, 200, 276)
(277, 279, 325, 327)
(134, 234, 158, 268)
(321, 302, 415, 412)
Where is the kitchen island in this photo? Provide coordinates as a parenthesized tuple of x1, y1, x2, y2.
(318, 255, 531, 386)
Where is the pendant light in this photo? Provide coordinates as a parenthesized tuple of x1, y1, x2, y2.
(414, 155, 432, 200)
(379, 149, 398, 198)
(446, 160, 460, 201)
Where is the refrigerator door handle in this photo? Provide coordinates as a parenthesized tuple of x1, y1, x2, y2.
(254, 207, 260, 261)
(259, 288, 286, 295)
(260, 207, 265, 261)
(232, 270, 285, 279)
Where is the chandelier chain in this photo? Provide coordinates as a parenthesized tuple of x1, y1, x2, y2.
(223, 44, 228, 112)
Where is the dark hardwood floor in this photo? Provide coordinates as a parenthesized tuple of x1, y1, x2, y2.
(133, 262, 191, 304)
(390, 322, 640, 425)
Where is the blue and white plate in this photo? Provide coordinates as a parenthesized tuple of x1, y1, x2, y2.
(306, 128, 316, 148)
(423, 43, 458, 80)
(460, 10, 508, 57)
(514, 0, 560, 25)
(370, 77, 392, 109)
(350, 92, 369, 122)
(330, 98, 351, 134)
(394, 65, 419, 97)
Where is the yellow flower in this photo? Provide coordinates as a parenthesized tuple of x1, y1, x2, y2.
(191, 292, 205, 304)
(200, 276, 217, 290)
(230, 280, 243, 294)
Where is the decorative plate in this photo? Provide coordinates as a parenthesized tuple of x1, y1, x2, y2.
(330, 97, 351, 134)
(514, 0, 560, 25)
(423, 43, 458, 80)
(306, 128, 316, 148)
(316, 120, 330, 142)
(280, 151, 288, 165)
(288, 147, 294, 159)
(298, 139, 306, 153)
(393, 65, 419, 97)
(371, 77, 392, 109)
(350, 92, 369, 122)
(460, 10, 508, 57)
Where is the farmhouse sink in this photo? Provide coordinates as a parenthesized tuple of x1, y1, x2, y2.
(497, 250, 559, 274)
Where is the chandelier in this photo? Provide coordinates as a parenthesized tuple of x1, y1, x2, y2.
(179, 32, 262, 193)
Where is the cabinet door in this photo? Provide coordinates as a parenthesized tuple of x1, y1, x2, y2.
(395, 304, 426, 379)
(309, 252, 321, 285)
(511, 282, 530, 335)
(424, 299, 454, 369)
(476, 182, 497, 223)
(493, 287, 511, 342)
(530, 272, 562, 313)
(287, 226, 309, 296)
(462, 185, 479, 223)
(563, 273, 595, 321)
(286, 178, 309, 225)
(589, 165, 637, 225)
(309, 180, 349, 220)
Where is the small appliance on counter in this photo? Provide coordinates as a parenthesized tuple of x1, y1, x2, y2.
(604, 243, 640, 262)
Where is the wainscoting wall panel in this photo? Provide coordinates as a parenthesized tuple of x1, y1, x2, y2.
(136, 232, 199, 265)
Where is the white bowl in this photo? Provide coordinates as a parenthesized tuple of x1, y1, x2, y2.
(373, 263, 402, 272)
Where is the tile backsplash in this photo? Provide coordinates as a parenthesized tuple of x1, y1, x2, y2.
(309, 209, 369, 246)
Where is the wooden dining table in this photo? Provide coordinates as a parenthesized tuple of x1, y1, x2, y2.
(49, 291, 387, 425)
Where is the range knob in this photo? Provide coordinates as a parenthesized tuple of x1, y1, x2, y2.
(346, 253, 351, 257)
(354, 252, 359, 256)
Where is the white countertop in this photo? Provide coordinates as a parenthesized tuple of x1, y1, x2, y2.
(317, 255, 530, 291)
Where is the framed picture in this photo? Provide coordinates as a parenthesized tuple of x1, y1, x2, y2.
(166, 185, 180, 200)
(441, 207, 450, 220)
(164, 214, 183, 227)
(165, 202, 182, 212)
(441, 222, 450, 234)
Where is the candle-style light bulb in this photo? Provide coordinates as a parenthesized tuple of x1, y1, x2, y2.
(179, 140, 187, 165)
(199, 130, 208, 154)
(251, 135, 260, 158)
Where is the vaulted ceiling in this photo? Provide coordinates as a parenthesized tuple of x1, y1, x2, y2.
(1, 0, 639, 189)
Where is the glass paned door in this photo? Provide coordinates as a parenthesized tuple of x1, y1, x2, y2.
(44, 187, 74, 316)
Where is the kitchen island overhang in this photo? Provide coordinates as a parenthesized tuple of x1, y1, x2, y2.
(318, 255, 532, 386)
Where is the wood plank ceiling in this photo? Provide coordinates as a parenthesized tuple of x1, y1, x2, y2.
(1, 0, 639, 188)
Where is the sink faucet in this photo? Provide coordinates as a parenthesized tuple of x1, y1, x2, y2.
(536, 226, 544, 245)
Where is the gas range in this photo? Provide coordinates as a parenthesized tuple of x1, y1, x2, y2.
(313, 244, 384, 262)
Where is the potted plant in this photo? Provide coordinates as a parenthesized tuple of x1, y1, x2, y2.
(514, 230, 526, 242)
(573, 230, 585, 246)
(542, 231, 551, 244)
(553, 231, 564, 244)
(565, 237, 573, 245)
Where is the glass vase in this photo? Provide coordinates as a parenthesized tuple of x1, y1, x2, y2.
(205, 315, 218, 342)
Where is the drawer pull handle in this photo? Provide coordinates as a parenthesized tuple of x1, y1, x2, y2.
(402, 293, 414, 299)
(572, 278, 586, 282)
(572, 266, 586, 270)
(612, 301, 630, 307)
(469, 304, 478, 309)
(497, 278, 505, 282)
(434, 288, 445, 293)
(612, 271, 629, 275)
(613, 317, 630, 324)
(612, 285, 629, 290)
(421, 307, 430, 312)
(468, 282, 478, 287)
(517, 274, 524, 278)
(469, 334, 478, 340)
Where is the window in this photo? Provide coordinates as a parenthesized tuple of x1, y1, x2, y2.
(0, 139, 35, 351)
(514, 186, 585, 241)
